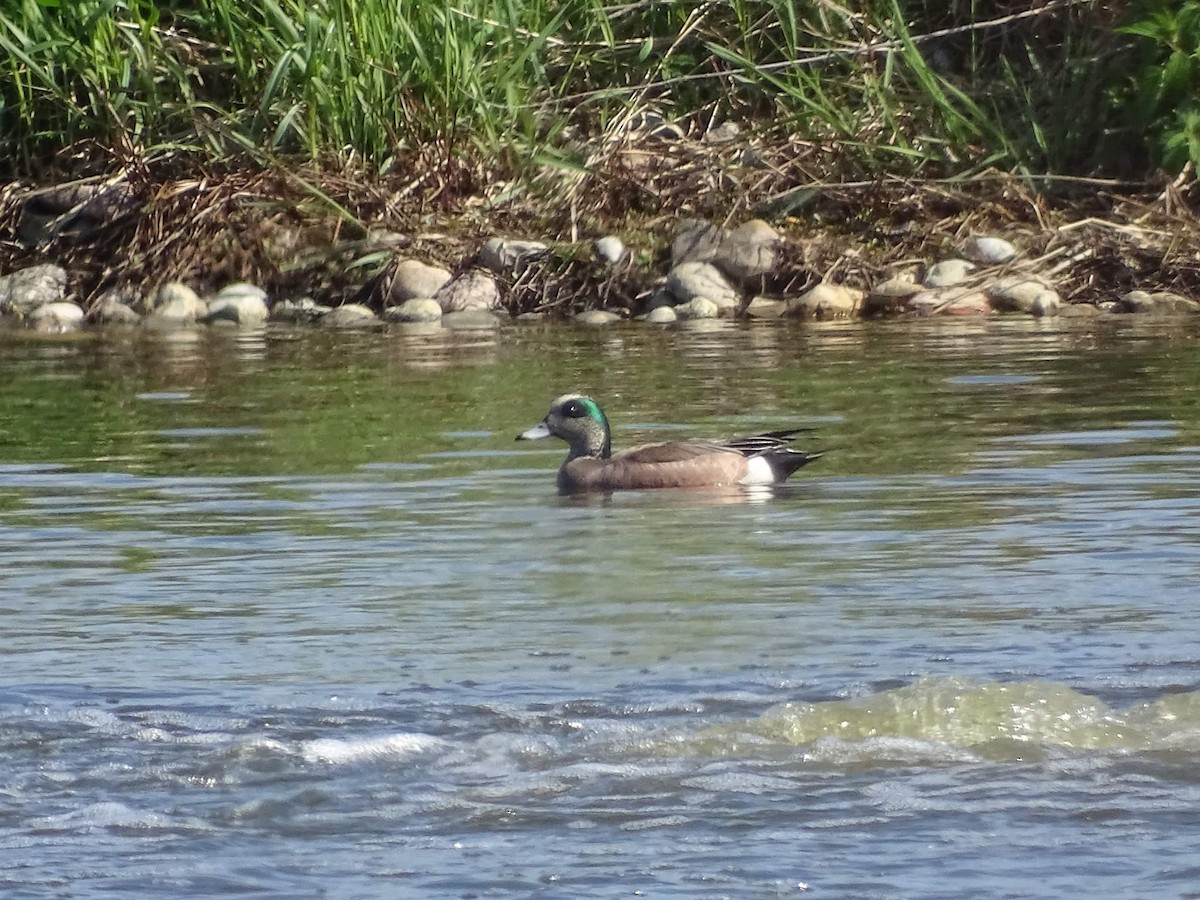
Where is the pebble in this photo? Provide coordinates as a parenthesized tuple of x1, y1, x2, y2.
(29, 301, 85, 331)
(388, 259, 451, 303)
(441, 310, 504, 331)
(714, 219, 781, 282)
(434, 269, 501, 313)
(0, 264, 67, 316)
(204, 283, 270, 325)
(674, 297, 721, 320)
(985, 277, 1060, 316)
(643, 305, 678, 324)
(666, 261, 740, 310)
(90, 296, 142, 325)
(962, 235, 1017, 265)
(923, 259, 976, 288)
(479, 238, 548, 273)
(573, 309, 622, 325)
(786, 283, 864, 318)
(384, 297, 443, 323)
(320, 304, 379, 328)
(593, 236, 626, 266)
(147, 282, 206, 323)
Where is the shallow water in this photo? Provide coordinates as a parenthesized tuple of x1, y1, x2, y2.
(2, 317, 1200, 898)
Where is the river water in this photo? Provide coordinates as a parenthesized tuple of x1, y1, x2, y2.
(2, 316, 1199, 898)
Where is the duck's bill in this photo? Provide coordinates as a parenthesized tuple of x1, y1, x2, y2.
(517, 422, 551, 441)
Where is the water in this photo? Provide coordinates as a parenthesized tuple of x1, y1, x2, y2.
(2, 317, 1200, 898)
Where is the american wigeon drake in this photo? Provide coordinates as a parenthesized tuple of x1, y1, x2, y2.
(517, 394, 824, 493)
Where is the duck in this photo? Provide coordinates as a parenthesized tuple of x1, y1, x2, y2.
(516, 393, 823, 493)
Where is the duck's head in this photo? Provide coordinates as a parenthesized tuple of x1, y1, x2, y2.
(517, 393, 612, 460)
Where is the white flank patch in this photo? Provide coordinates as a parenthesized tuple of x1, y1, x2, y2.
(739, 455, 777, 486)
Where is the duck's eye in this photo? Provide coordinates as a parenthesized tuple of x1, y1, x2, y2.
(563, 401, 586, 418)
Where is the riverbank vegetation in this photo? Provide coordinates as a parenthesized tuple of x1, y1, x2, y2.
(1, 0, 1198, 304)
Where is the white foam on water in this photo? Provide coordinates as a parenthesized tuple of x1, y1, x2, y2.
(301, 732, 443, 765)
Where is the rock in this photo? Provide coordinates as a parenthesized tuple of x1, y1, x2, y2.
(434, 269, 501, 313)
(713, 219, 781, 282)
(388, 259, 452, 302)
(593, 235, 627, 266)
(985, 277, 1061, 316)
(704, 121, 741, 144)
(29, 301, 85, 331)
(941, 290, 992, 316)
(923, 258, 976, 288)
(1117, 290, 1200, 314)
(674, 297, 721, 320)
(90, 296, 141, 325)
(573, 309, 622, 325)
(643, 305, 678, 324)
(320, 304, 379, 328)
(1059, 302, 1102, 318)
(743, 297, 787, 319)
(671, 219, 724, 267)
(384, 297, 443, 323)
(204, 283, 270, 326)
(479, 238, 549, 273)
(863, 274, 923, 316)
(961, 235, 1017, 265)
(0, 264, 68, 316)
(666, 261, 740, 310)
(441, 310, 503, 331)
(786, 283, 864, 319)
(146, 282, 206, 323)
(271, 298, 330, 324)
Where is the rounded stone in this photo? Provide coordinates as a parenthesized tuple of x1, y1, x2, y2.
(643, 305, 678, 324)
(384, 297, 443, 323)
(674, 297, 721, 320)
(479, 238, 549, 273)
(271, 298, 331, 324)
(594, 236, 627, 266)
(666, 261, 740, 310)
(923, 259, 976, 288)
(441, 310, 503, 331)
(985, 277, 1060, 316)
(714, 219, 781, 282)
(786, 283, 864, 318)
(434, 269, 501, 313)
(671, 219, 724, 267)
(941, 290, 993, 316)
(573, 309, 622, 325)
(1118, 290, 1200, 314)
(863, 274, 923, 316)
(147, 282, 206, 323)
(0, 264, 68, 316)
(389, 259, 452, 303)
(742, 297, 787, 319)
(961, 235, 1018, 265)
(204, 285, 269, 326)
(320, 304, 379, 328)
(90, 297, 142, 325)
(29, 301, 85, 331)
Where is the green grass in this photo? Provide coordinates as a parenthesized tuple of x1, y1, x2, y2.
(0, 0, 1181, 188)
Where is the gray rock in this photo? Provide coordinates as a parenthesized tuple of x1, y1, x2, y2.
(643, 305, 678, 324)
(713, 219, 780, 282)
(479, 238, 549, 273)
(593, 236, 627, 266)
(671, 219, 724, 267)
(906, 287, 990, 316)
(204, 283, 270, 325)
(704, 121, 741, 144)
(786, 283, 864, 318)
(434, 269, 501, 313)
(0, 264, 67, 316)
(961, 235, 1018, 265)
(384, 297, 443, 323)
(321, 304, 379, 328)
(923, 259, 976, 288)
(389, 259, 452, 302)
(147, 282, 206, 323)
(29, 301, 85, 331)
(271, 298, 331, 324)
(1059, 302, 1102, 318)
(1117, 290, 1200, 314)
(743, 297, 787, 319)
(573, 309, 622, 325)
(441, 310, 503, 331)
(90, 296, 142, 325)
(666, 261, 740, 310)
(674, 297, 721, 320)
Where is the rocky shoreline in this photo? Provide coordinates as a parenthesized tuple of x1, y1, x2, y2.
(2, 215, 1199, 334)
